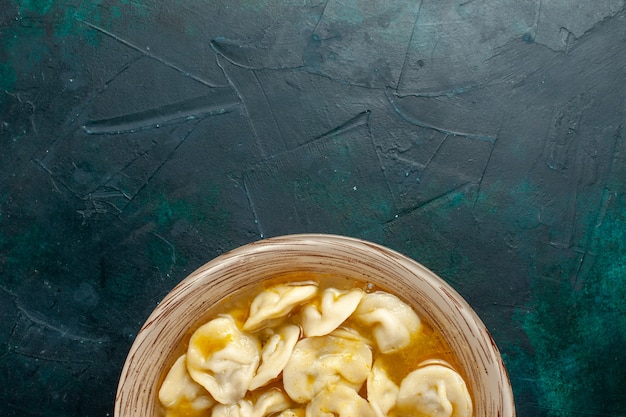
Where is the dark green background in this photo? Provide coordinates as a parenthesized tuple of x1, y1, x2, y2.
(1, 1, 625, 416)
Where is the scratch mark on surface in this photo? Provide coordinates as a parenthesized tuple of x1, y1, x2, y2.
(215, 55, 267, 158)
(429, 33, 440, 68)
(395, 82, 489, 98)
(76, 154, 143, 218)
(211, 36, 400, 90)
(94, 154, 141, 197)
(419, 133, 448, 181)
(253, 70, 287, 150)
(77, 19, 226, 88)
(32, 158, 81, 199)
(543, 103, 581, 172)
(258, 110, 371, 162)
(385, 87, 496, 142)
(390, 152, 425, 171)
(0, 285, 17, 298)
(97, 147, 144, 186)
(209, 39, 259, 70)
(545, 95, 600, 249)
(31, 54, 144, 169)
(491, 302, 531, 310)
(397, 0, 422, 89)
(607, 124, 624, 183)
(530, 0, 543, 41)
(312, 110, 371, 141)
(151, 232, 177, 272)
(370, 127, 398, 214)
(82, 91, 239, 134)
(77, 184, 135, 221)
(102, 54, 144, 89)
(549, 181, 578, 249)
(76, 197, 113, 220)
(123, 120, 201, 211)
(10, 349, 95, 364)
(72, 53, 143, 126)
(569, 251, 588, 292)
(92, 186, 132, 202)
(594, 188, 613, 234)
(15, 305, 108, 343)
(243, 176, 264, 238)
(473, 129, 499, 207)
(210, 38, 307, 71)
(78, 54, 144, 123)
(386, 182, 473, 224)
(584, 125, 622, 248)
(312, 0, 330, 34)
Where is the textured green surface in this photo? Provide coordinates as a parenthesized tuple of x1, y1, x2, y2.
(1, 1, 625, 416)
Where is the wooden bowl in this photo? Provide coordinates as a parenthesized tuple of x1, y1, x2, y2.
(115, 234, 515, 417)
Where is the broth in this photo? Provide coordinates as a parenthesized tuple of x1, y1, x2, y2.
(157, 272, 470, 417)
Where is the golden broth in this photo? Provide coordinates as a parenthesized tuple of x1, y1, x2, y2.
(157, 272, 467, 417)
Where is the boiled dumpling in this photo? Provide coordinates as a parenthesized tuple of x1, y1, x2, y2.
(187, 315, 260, 404)
(211, 400, 254, 417)
(306, 385, 377, 417)
(395, 362, 472, 417)
(301, 287, 364, 337)
(249, 324, 301, 390)
(367, 358, 399, 417)
(354, 292, 421, 353)
(158, 354, 214, 416)
(275, 409, 305, 417)
(282, 329, 372, 403)
(251, 388, 292, 417)
(243, 283, 318, 331)
(210, 389, 291, 417)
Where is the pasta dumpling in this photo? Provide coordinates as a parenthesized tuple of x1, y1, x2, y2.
(275, 409, 305, 417)
(249, 324, 301, 390)
(395, 362, 472, 417)
(251, 389, 292, 417)
(367, 358, 399, 417)
(211, 400, 254, 417)
(158, 280, 472, 417)
(186, 315, 260, 405)
(158, 354, 214, 416)
(210, 389, 291, 417)
(282, 330, 372, 403)
(306, 385, 377, 417)
(301, 287, 364, 337)
(243, 284, 318, 331)
(354, 292, 421, 353)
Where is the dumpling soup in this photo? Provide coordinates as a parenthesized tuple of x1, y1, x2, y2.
(157, 272, 472, 417)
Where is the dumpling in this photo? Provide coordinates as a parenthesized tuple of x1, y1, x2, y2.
(249, 324, 301, 390)
(158, 354, 214, 416)
(282, 329, 372, 403)
(187, 315, 260, 404)
(301, 287, 364, 337)
(395, 362, 472, 417)
(354, 292, 421, 353)
(367, 358, 399, 417)
(251, 388, 292, 417)
(211, 400, 254, 417)
(275, 409, 305, 417)
(306, 385, 377, 417)
(243, 283, 318, 331)
(210, 389, 291, 417)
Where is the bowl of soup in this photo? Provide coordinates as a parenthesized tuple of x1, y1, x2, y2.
(115, 234, 515, 417)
